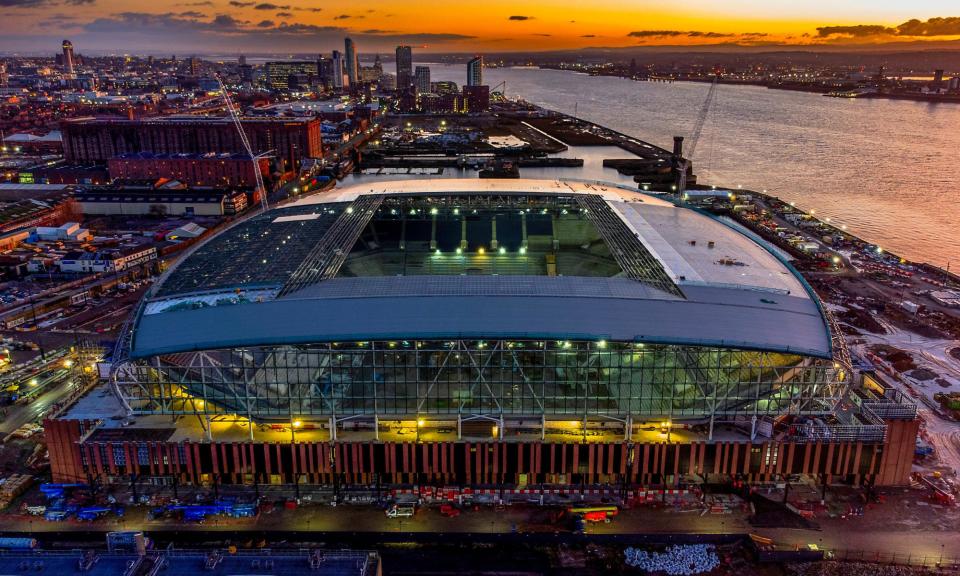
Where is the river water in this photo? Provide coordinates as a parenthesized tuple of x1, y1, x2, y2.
(411, 64, 960, 269)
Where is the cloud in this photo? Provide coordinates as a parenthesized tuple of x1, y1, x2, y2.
(894, 16, 960, 36)
(0, 0, 46, 6)
(628, 30, 686, 38)
(63, 0, 96, 4)
(508, 15, 533, 21)
(179, 0, 213, 4)
(47, 10, 475, 52)
(275, 11, 291, 18)
(178, 10, 205, 18)
(228, 0, 254, 5)
(292, 6, 321, 11)
(581, 34, 596, 38)
(253, 2, 288, 10)
(686, 31, 735, 38)
(533, 33, 551, 37)
(333, 14, 350, 19)
(816, 17, 960, 39)
(816, 24, 895, 38)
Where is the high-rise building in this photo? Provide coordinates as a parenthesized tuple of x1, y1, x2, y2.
(188, 56, 201, 77)
(344, 37, 359, 86)
(0, 62, 8, 88)
(933, 69, 945, 90)
(467, 55, 483, 87)
(414, 66, 431, 95)
(238, 54, 247, 67)
(61, 40, 75, 74)
(331, 51, 345, 89)
(239, 63, 254, 85)
(265, 61, 318, 91)
(395, 45, 413, 90)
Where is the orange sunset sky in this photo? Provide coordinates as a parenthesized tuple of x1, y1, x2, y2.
(2, 0, 960, 53)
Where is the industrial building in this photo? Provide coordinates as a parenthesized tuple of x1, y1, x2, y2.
(107, 153, 272, 190)
(61, 116, 322, 173)
(46, 179, 918, 490)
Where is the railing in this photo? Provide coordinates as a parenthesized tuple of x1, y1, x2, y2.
(826, 548, 958, 569)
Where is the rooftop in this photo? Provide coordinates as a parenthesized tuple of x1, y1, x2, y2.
(131, 179, 831, 358)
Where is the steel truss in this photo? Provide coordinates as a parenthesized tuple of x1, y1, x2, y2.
(112, 340, 845, 428)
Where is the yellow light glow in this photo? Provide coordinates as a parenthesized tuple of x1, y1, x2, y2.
(417, 418, 425, 427)
(292, 420, 303, 428)
(63, 359, 73, 368)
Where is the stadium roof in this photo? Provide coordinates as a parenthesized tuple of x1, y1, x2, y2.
(131, 179, 832, 359)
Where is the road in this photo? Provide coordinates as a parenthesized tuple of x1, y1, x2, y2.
(0, 349, 80, 435)
(3, 502, 960, 564)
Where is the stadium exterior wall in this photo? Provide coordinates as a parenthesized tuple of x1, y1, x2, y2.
(45, 418, 920, 488)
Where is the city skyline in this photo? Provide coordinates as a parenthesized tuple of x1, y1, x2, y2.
(2, 1, 960, 53)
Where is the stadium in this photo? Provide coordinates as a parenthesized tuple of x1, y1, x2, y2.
(46, 179, 918, 489)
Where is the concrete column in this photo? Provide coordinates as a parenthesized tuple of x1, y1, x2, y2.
(490, 217, 498, 249)
(708, 413, 715, 441)
(541, 415, 545, 441)
(624, 415, 633, 442)
(457, 414, 462, 440)
(551, 214, 559, 250)
(499, 416, 505, 440)
(205, 414, 213, 442)
(460, 218, 468, 250)
(750, 415, 757, 441)
(399, 217, 406, 251)
(430, 216, 437, 250)
(374, 414, 379, 441)
(329, 416, 337, 441)
(520, 213, 528, 249)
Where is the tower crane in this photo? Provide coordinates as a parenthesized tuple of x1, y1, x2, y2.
(215, 74, 269, 212)
(676, 74, 718, 199)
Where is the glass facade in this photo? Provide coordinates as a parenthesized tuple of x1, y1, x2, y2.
(117, 340, 842, 422)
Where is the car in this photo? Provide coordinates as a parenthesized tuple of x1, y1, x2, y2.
(439, 504, 460, 517)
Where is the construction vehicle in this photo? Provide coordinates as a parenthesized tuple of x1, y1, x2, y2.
(215, 74, 269, 212)
(676, 74, 719, 198)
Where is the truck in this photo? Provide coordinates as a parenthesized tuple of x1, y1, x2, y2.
(568, 506, 619, 523)
(386, 503, 416, 518)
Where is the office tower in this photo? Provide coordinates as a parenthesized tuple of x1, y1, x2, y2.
(395, 45, 413, 90)
(62, 40, 75, 74)
(189, 56, 200, 77)
(238, 54, 247, 67)
(332, 50, 345, 89)
(0, 62, 8, 88)
(414, 66, 431, 95)
(265, 61, 318, 90)
(344, 38, 359, 86)
(467, 55, 483, 87)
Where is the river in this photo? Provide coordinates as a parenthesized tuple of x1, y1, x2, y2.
(414, 64, 960, 269)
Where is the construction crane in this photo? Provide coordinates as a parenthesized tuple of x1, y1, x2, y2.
(215, 74, 268, 212)
(676, 74, 719, 199)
